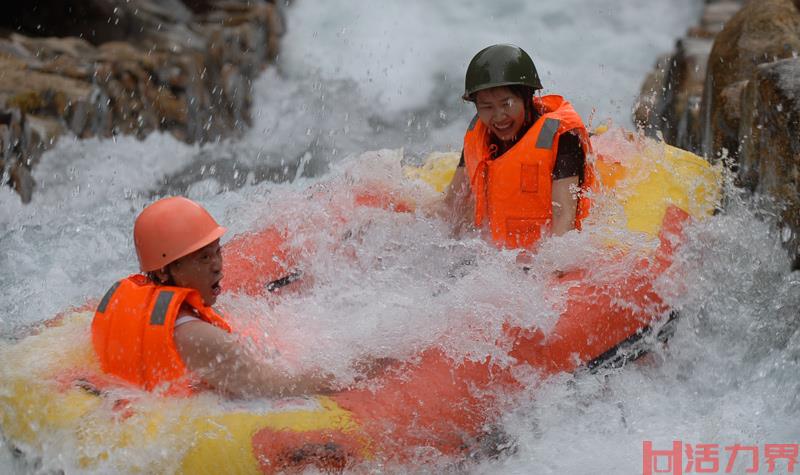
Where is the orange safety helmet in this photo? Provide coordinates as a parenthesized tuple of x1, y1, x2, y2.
(133, 196, 227, 272)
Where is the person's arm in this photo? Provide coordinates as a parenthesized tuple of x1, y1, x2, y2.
(441, 153, 474, 237)
(174, 320, 332, 399)
(550, 131, 585, 236)
(551, 176, 580, 236)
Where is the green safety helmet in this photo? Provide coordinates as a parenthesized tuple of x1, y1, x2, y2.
(462, 44, 543, 101)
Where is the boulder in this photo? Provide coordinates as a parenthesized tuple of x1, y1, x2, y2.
(0, 0, 286, 202)
(0, 108, 44, 203)
(26, 115, 64, 147)
(9, 34, 95, 61)
(700, 0, 800, 161)
(2, 1, 129, 44)
(669, 37, 714, 151)
(634, 1, 739, 152)
(0, 56, 93, 117)
(634, 54, 671, 135)
(634, 0, 800, 268)
(699, 1, 744, 35)
(738, 57, 800, 267)
(633, 37, 712, 150)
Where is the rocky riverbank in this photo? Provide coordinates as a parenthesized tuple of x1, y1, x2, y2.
(0, 0, 283, 202)
(635, 0, 800, 269)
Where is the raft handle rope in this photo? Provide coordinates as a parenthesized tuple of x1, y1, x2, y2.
(265, 269, 304, 292)
(586, 310, 679, 373)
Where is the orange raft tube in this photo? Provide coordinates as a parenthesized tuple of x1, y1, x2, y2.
(219, 200, 690, 473)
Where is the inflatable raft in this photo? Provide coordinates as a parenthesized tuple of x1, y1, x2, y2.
(0, 128, 721, 473)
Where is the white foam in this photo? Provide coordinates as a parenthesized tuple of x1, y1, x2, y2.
(281, 0, 702, 123)
(5, 1, 799, 474)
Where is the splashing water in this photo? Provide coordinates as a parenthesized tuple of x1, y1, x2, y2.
(2, 0, 799, 473)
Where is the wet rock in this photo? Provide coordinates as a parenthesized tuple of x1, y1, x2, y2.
(635, 0, 800, 267)
(697, 0, 800, 267)
(669, 37, 713, 151)
(0, 108, 46, 204)
(264, 3, 284, 60)
(26, 115, 64, 148)
(9, 34, 95, 61)
(0, 56, 93, 113)
(633, 1, 734, 150)
(697, 1, 743, 36)
(153, 88, 189, 126)
(633, 54, 671, 135)
(9, 160, 34, 203)
(137, 0, 194, 25)
(183, 0, 218, 14)
(9, 1, 139, 44)
(738, 58, 800, 267)
(0, 0, 285, 202)
(633, 37, 712, 152)
(700, 0, 800, 161)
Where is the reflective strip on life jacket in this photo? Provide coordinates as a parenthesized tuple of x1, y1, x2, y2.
(463, 95, 594, 249)
(91, 274, 231, 395)
(535, 118, 561, 149)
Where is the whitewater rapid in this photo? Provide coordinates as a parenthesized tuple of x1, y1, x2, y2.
(2, 0, 799, 473)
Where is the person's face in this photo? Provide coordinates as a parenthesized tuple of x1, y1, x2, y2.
(166, 239, 223, 306)
(474, 87, 526, 143)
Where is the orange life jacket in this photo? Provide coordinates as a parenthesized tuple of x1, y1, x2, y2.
(91, 274, 232, 395)
(463, 95, 595, 249)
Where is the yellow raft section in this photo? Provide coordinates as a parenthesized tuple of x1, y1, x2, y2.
(0, 313, 364, 474)
(403, 127, 722, 239)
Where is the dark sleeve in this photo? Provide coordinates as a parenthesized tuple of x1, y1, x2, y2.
(552, 131, 585, 181)
(457, 150, 465, 168)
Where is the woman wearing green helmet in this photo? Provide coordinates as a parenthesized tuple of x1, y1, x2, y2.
(444, 44, 593, 250)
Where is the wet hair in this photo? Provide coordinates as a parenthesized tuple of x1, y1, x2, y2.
(506, 85, 537, 126)
(506, 85, 535, 105)
(146, 265, 177, 286)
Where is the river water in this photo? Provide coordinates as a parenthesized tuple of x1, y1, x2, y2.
(2, 0, 799, 473)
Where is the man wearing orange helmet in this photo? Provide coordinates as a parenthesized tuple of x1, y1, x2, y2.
(91, 196, 332, 399)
